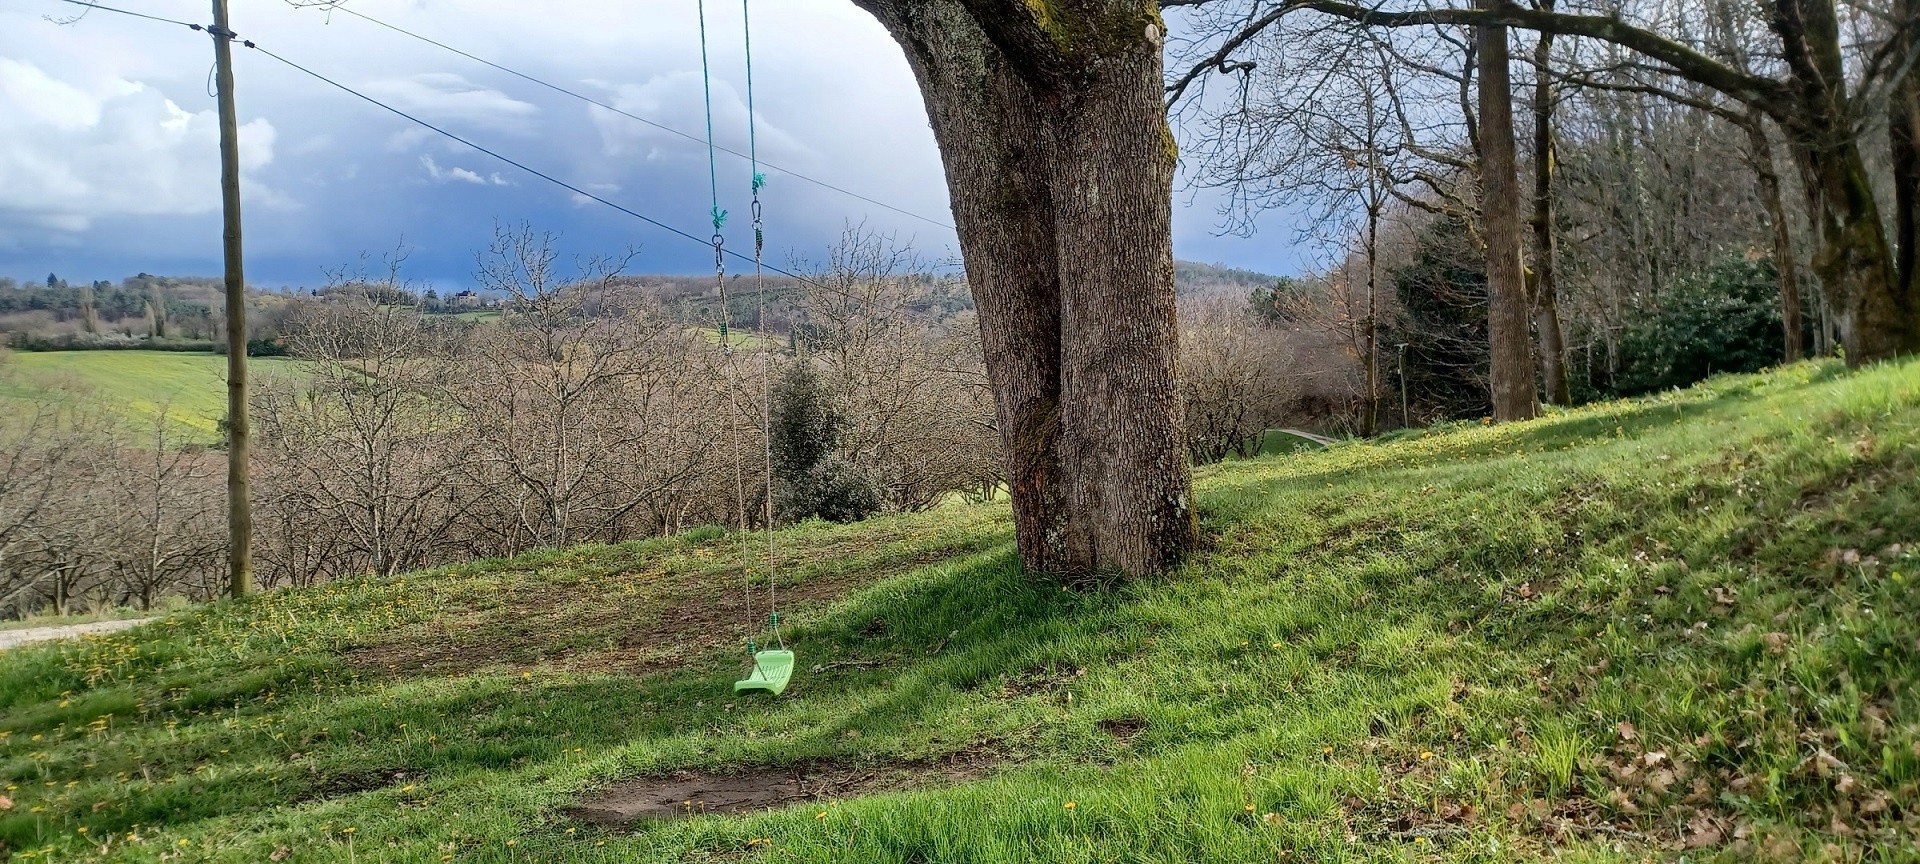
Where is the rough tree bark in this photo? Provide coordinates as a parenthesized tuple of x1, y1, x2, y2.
(1772, 0, 1917, 363)
(1891, 0, 1920, 322)
(1476, 3, 1540, 421)
(852, 0, 1197, 576)
(1528, 11, 1570, 405)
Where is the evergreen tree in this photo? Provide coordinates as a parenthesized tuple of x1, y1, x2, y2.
(769, 362, 878, 524)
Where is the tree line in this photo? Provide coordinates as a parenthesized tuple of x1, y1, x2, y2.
(1168, 0, 1916, 427)
(0, 228, 1007, 618)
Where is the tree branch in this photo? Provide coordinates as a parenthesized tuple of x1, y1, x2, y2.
(1167, 0, 1791, 119)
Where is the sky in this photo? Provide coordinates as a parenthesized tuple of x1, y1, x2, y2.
(0, 0, 1306, 290)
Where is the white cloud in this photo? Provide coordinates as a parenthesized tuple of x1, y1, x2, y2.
(362, 73, 541, 134)
(0, 57, 276, 234)
(586, 72, 807, 164)
(420, 154, 508, 186)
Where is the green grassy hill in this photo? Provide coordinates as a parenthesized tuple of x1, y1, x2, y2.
(0, 351, 304, 444)
(2, 360, 1915, 862)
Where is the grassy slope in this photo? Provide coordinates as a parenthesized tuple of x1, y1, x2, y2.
(1, 360, 1916, 863)
(0, 351, 303, 443)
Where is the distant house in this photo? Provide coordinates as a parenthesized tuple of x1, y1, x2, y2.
(448, 290, 484, 310)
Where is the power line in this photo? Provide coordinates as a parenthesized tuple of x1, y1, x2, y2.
(254, 47, 954, 327)
(249, 44, 826, 283)
(310, 3, 958, 232)
(51, 0, 193, 29)
(41, 0, 955, 328)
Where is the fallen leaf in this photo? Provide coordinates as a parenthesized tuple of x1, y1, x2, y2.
(0, 795, 11, 811)
(1617, 722, 1638, 742)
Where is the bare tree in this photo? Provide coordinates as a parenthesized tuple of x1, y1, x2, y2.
(797, 227, 1001, 510)
(102, 411, 224, 610)
(1179, 295, 1299, 461)
(1169, 0, 1920, 366)
(254, 260, 471, 580)
(453, 225, 724, 551)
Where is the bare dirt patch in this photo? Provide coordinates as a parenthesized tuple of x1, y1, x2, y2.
(569, 755, 1000, 824)
(346, 538, 989, 680)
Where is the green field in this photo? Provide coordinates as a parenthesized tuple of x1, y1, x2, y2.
(0, 351, 305, 444)
(1249, 428, 1331, 457)
(1, 359, 1915, 862)
(427, 309, 503, 323)
(692, 326, 783, 349)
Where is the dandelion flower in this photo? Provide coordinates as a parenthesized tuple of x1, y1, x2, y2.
(1064, 801, 1077, 810)
(1419, 751, 1434, 761)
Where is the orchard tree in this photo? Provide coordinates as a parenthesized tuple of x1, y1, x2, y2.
(851, 0, 1198, 576)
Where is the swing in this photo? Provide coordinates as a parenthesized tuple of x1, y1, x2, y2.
(734, 644, 794, 695)
(699, 0, 791, 696)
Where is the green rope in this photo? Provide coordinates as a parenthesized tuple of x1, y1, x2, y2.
(742, 0, 763, 197)
(695, 0, 726, 234)
(742, 0, 783, 652)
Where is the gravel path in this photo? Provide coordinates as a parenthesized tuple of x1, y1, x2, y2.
(1279, 428, 1339, 447)
(0, 618, 152, 651)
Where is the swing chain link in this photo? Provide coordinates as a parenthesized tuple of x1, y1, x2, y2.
(751, 199, 765, 260)
(712, 233, 731, 357)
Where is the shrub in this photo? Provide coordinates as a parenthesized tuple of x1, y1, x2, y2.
(770, 362, 879, 524)
(1616, 256, 1783, 394)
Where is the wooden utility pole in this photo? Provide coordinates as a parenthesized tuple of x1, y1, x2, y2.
(212, 0, 251, 598)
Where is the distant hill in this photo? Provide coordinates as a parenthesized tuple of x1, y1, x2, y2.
(1172, 261, 1283, 298)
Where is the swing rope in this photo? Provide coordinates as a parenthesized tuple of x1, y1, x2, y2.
(696, 0, 757, 659)
(702, 0, 785, 673)
(743, 0, 783, 652)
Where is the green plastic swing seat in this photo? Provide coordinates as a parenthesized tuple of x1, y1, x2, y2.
(734, 649, 795, 695)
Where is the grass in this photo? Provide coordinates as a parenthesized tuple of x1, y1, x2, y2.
(1246, 428, 1330, 457)
(1, 359, 1917, 862)
(0, 351, 305, 444)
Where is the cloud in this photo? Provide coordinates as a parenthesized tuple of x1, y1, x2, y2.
(361, 73, 541, 134)
(420, 154, 510, 186)
(569, 183, 622, 207)
(586, 72, 806, 164)
(0, 58, 276, 234)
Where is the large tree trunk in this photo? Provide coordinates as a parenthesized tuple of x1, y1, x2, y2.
(1891, 0, 1920, 320)
(855, 0, 1197, 576)
(1476, 6, 1539, 420)
(1528, 16, 1570, 405)
(1773, 0, 1919, 365)
(1743, 114, 1805, 362)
